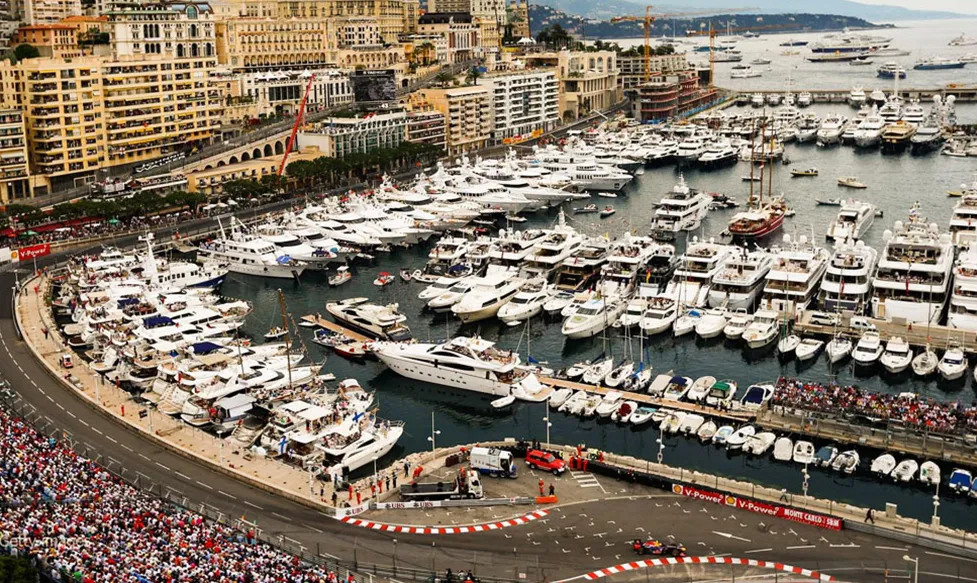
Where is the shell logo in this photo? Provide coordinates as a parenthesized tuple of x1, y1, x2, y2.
(671, 484, 682, 494)
(724, 495, 737, 506)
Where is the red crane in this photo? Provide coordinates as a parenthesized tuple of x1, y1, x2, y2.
(278, 73, 315, 177)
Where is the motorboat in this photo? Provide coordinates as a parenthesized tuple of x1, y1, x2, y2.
(837, 177, 867, 189)
(695, 308, 729, 339)
(817, 114, 849, 146)
(739, 383, 774, 410)
(452, 272, 522, 323)
(938, 347, 968, 380)
(712, 425, 735, 445)
(743, 310, 779, 349)
(790, 168, 819, 177)
(726, 425, 756, 450)
(611, 400, 639, 423)
(704, 380, 737, 407)
(793, 441, 816, 464)
(731, 66, 762, 78)
(880, 337, 913, 373)
(848, 86, 868, 106)
(853, 112, 887, 148)
(582, 357, 614, 385)
(650, 175, 713, 240)
(949, 33, 977, 46)
(491, 395, 516, 409)
(871, 453, 896, 477)
(595, 391, 624, 418)
(663, 411, 687, 434)
(561, 290, 598, 318)
(814, 444, 838, 468)
(329, 266, 352, 286)
(373, 271, 395, 287)
(826, 200, 875, 240)
(743, 432, 777, 456)
(419, 277, 459, 301)
(777, 333, 800, 356)
(647, 374, 671, 397)
(911, 345, 938, 377)
(662, 376, 692, 401)
(760, 235, 829, 316)
(548, 388, 573, 408)
(797, 92, 813, 107)
(679, 414, 706, 435)
(630, 406, 657, 426)
(949, 469, 973, 494)
(795, 338, 825, 361)
(579, 393, 603, 417)
(326, 298, 411, 341)
(543, 291, 575, 315)
(562, 296, 628, 339)
(497, 280, 552, 324)
(826, 334, 853, 363)
(686, 375, 716, 402)
(820, 240, 879, 314)
(914, 56, 966, 70)
(673, 309, 701, 337)
(876, 61, 906, 79)
(559, 390, 588, 414)
(723, 310, 754, 340)
(640, 297, 678, 335)
(892, 459, 918, 482)
(708, 249, 772, 311)
(615, 298, 647, 330)
(852, 331, 884, 366)
(772, 437, 793, 461)
(428, 279, 475, 313)
(919, 461, 941, 485)
(831, 450, 860, 474)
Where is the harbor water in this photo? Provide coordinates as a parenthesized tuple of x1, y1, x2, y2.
(219, 110, 977, 530)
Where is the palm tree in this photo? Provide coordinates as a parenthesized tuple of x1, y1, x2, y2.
(434, 70, 454, 87)
(465, 66, 482, 86)
(417, 41, 436, 65)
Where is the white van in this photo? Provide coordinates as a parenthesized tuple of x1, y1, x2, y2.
(470, 447, 517, 478)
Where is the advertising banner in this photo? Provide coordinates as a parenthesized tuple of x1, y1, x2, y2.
(671, 484, 842, 530)
(16, 243, 51, 262)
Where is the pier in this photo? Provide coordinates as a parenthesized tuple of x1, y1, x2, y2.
(728, 86, 977, 104)
(299, 314, 371, 343)
(793, 311, 977, 354)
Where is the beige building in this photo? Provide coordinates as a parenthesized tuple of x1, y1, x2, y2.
(186, 146, 320, 195)
(298, 110, 407, 158)
(418, 85, 491, 154)
(11, 24, 83, 58)
(106, 0, 216, 61)
(24, 0, 80, 25)
(0, 109, 30, 202)
(523, 49, 621, 121)
(406, 107, 445, 149)
(416, 12, 480, 64)
(617, 52, 688, 90)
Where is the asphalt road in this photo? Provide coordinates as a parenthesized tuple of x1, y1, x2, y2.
(3, 236, 977, 583)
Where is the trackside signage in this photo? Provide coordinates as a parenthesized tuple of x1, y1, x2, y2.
(672, 484, 843, 530)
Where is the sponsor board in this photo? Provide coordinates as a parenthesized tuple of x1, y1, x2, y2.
(671, 484, 842, 530)
(16, 243, 51, 262)
(375, 500, 442, 510)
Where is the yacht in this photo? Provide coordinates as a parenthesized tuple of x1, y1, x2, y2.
(424, 237, 472, 278)
(910, 117, 946, 154)
(698, 140, 740, 168)
(819, 240, 879, 314)
(730, 66, 762, 79)
(675, 132, 712, 165)
(871, 204, 954, 325)
(760, 235, 830, 317)
(826, 200, 876, 240)
(950, 33, 977, 46)
(853, 112, 886, 148)
(879, 97, 904, 123)
(869, 88, 887, 105)
(427, 279, 475, 313)
(650, 176, 712, 240)
(901, 100, 926, 125)
(498, 279, 552, 323)
(948, 187, 977, 248)
(663, 239, 736, 308)
(797, 92, 813, 107)
(319, 416, 405, 478)
(561, 295, 629, 339)
(639, 296, 678, 335)
(603, 235, 671, 296)
(373, 336, 544, 398)
(880, 121, 917, 153)
(647, 139, 678, 165)
(853, 331, 884, 365)
(326, 298, 412, 340)
(553, 240, 610, 292)
(197, 220, 306, 280)
(948, 248, 977, 332)
(848, 87, 867, 106)
(811, 31, 891, 53)
(742, 309, 780, 349)
(707, 248, 772, 310)
(518, 213, 583, 280)
(880, 337, 913, 373)
(876, 62, 907, 79)
(256, 224, 336, 271)
(914, 56, 966, 70)
(452, 271, 522, 323)
(817, 114, 849, 146)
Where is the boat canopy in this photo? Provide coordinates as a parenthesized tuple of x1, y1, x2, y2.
(190, 341, 223, 354)
(143, 315, 174, 328)
(117, 297, 140, 308)
(669, 376, 688, 385)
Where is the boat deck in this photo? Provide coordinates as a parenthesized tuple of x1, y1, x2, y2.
(538, 376, 754, 423)
(300, 314, 370, 343)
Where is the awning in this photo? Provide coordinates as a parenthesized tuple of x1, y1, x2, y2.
(190, 341, 222, 354)
(117, 297, 139, 308)
(143, 315, 174, 328)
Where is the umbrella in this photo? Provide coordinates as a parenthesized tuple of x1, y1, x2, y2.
(24, 230, 38, 236)
(108, 218, 121, 225)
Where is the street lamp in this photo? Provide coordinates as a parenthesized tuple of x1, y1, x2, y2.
(656, 425, 665, 464)
(932, 479, 941, 525)
(427, 411, 440, 452)
(392, 538, 398, 571)
(802, 463, 810, 498)
(903, 555, 919, 583)
(373, 455, 379, 494)
(542, 399, 552, 448)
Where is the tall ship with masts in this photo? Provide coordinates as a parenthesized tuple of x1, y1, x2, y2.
(728, 126, 786, 241)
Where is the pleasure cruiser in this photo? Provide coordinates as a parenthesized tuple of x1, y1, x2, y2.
(826, 200, 876, 241)
(553, 240, 610, 292)
(452, 272, 522, 323)
(664, 239, 736, 308)
(819, 240, 879, 314)
(760, 235, 830, 317)
(853, 112, 886, 148)
(326, 298, 412, 341)
(707, 248, 772, 310)
(198, 220, 306, 280)
(650, 176, 712, 240)
(948, 248, 977, 332)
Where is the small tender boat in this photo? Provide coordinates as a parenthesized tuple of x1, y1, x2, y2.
(399, 269, 412, 282)
(548, 388, 573, 407)
(697, 420, 718, 442)
(815, 198, 843, 206)
(919, 461, 941, 486)
(650, 408, 672, 425)
(264, 326, 288, 340)
(491, 395, 516, 409)
(793, 441, 816, 464)
(712, 425, 735, 445)
(328, 265, 352, 286)
(600, 206, 616, 218)
(647, 374, 671, 397)
(373, 271, 395, 287)
(595, 391, 624, 418)
(948, 469, 973, 494)
(892, 459, 918, 482)
(790, 168, 819, 177)
(777, 333, 801, 356)
(298, 320, 319, 329)
(870, 453, 896, 477)
(663, 411, 687, 434)
(574, 204, 599, 214)
(814, 444, 838, 467)
(662, 376, 692, 401)
(334, 341, 369, 359)
(831, 450, 860, 474)
(795, 337, 824, 361)
(743, 431, 777, 455)
(505, 214, 527, 223)
(912, 346, 938, 377)
(838, 177, 868, 189)
(679, 413, 706, 435)
(881, 337, 913, 374)
(726, 425, 756, 450)
(826, 334, 852, 363)
(938, 347, 968, 380)
(597, 192, 618, 198)
(772, 436, 793, 461)
(685, 375, 716, 402)
(630, 406, 657, 426)
(611, 400, 639, 423)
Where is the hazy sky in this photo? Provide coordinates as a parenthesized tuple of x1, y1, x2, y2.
(854, 0, 977, 13)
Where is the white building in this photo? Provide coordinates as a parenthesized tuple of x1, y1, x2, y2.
(225, 69, 354, 117)
(477, 69, 558, 143)
(106, 0, 216, 60)
(298, 110, 407, 158)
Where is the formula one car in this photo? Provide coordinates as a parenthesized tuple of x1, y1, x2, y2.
(631, 538, 687, 557)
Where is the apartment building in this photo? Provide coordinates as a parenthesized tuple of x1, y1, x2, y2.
(106, 0, 216, 61)
(523, 50, 620, 121)
(219, 68, 353, 118)
(416, 12, 481, 64)
(617, 52, 688, 90)
(630, 69, 719, 123)
(298, 110, 407, 158)
(418, 85, 491, 154)
(0, 109, 30, 203)
(23, 0, 80, 25)
(477, 69, 557, 142)
(11, 24, 83, 58)
(406, 107, 446, 150)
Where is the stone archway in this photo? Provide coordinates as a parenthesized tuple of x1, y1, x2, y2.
(264, 144, 273, 156)
(274, 141, 285, 155)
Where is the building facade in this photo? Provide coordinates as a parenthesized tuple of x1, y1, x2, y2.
(630, 69, 719, 123)
(106, 1, 216, 61)
(477, 69, 557, 142)
(298, 110, 407, 158)
(0, 109, 30, 203)
(406, 107, 445, 149)
(11, 24, 83, 58)
(225, 69, 353, 119)
(416, 12, 480, 64)
(522, 49, 621, 121)
(617, 52, 688, 90)
(418, 85, 491, 154)
(24, 0, 80, 25)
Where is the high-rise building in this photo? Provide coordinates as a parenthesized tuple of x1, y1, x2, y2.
(23, 0, 80, 25)
(418, 85, 491, 154)
(0, 109, 30, 203)
(617, 52, 687, 90)
(298, 110, 407, 158)
(476, 69, 557, 142)
(106, 0, 216, 61)
(523, 50, 621, 121)
(416, 12, 481, 64)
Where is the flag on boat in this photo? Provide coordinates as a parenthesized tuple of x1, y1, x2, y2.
(276, 255, 292, 265)
(279, 434, 288, 455)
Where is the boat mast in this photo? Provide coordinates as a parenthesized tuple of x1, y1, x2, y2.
(767, 130, 775, 201)
(748, 120, 757, 209)
(278, 289, 294, 388)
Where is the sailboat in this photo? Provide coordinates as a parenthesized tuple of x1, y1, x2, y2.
(728, 120, 786, 240)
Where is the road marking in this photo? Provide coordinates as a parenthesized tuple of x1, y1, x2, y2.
(121, 444, 133, 451)
(786, 545, 817, 550)
(78, 419, 89, 427)
(830, 543, 860, 548)
(243, 501, 263, 510)
(745, 548, 773, 554)
(56, 403, 64, 410)
(175, 472, 192, 481)
(320, 551, 340, 560)
(105, 436, 118, 443)
(876, 546, 910, 552)
(66, 410, 75, 418)
(712, 531, 751, 543)
(155, 462, 171, 471)
(195, 480, 214, 490)
(45, 395, 54, 402)
(304, 523, 324, 534)
(924, 552, 977, 564)
(218, 490, 237, 499)
(272, 511, 293, 522)
(92, 428, 103, 435)
(138, 453, 150, 461)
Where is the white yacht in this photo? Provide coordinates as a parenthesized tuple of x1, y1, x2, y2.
(948, 248, 977, 332)
(319, 417, 405, 478)
(488, 229, 548, 270)
(326, 298, 412, 340)
(424, 237, 472, 278)
(197, 220, 306, 280)
(819, 240, 879, 314)
(698, 139, 740, 168)
(498, 279, 552, 323)
(639, 296, 678, 335)
(948, 189, 977, 249)
(663, 239, 736, 308)
(880, 337, 913, 373)
(707, 248, 772, 311)
(452, 271, 522, 323)
(561, 296, 629, 339)
(675, 132, 712, 164)
(871, 205, 954, 325)
(853, 112, 886, 148)
(518, 213, 583, 280)
(742, 309, 780, 349)
(760, 235, 830, 317)
(373, 336, 545, 398)
(553, 240, 610, 292)
(848, 86, 867, 106)
(650, 176, 712, 240)
(826, 200, 875, 241)
(255, 223, 336, 271)
(853, 331, 884, 366)
(427, 279, 475, 313)
(817, 114, 849, 146)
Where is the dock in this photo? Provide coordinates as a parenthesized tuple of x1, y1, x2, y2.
(729, 86, 977, 104)
(300, 314, 370, 343)
(793, 312, 977, 354)
(538, 376, 754, 423)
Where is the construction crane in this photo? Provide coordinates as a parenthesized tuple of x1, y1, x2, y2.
(610, 6, 754, 83)
(278, 73, 315, 177)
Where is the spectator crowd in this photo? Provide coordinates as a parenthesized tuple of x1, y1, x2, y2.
(772, 377, 977, 435)
(0, 408, 348, 583)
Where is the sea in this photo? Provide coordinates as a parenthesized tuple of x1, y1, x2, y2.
(218, 18, 977, 530)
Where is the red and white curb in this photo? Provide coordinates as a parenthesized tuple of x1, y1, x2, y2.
(339, 509, 548, 534)
(561, 556, 834, 582)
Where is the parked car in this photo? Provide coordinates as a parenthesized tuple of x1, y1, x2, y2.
(525, 449, 566, 475)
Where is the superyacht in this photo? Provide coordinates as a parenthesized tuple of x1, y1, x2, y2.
(650, 175, 712, 240)
(707, 248, 773, 311)
(818, 240, 879, 314)
(759, 235, 830, 316)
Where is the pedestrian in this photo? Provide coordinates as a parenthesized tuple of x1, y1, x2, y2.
(370, 483, 376, 498)
(403, 460, 410, 477)
(320, 485, 324, 497)
(331, 492, 338, 507)
(356, 490, 362, 505)
(42, 327, 48, 339)
(865, 508, 874, 524)
(538, 478, 544, 496)
(392, 474, 398, 488)
(548, 484, 555, 496)
(779, 488, 788, 502)
(385, 476, 391, 491)
(348, 484, 353, 501)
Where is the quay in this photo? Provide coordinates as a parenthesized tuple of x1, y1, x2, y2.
(729, 86, 977, 104)
(300, 314, 371, 343)
(793, 311, 977, 354)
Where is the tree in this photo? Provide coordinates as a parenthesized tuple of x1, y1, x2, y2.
(13, 44, 39, 61)
(0, 555, 37, 583)
(222, 178, 268, 199)
(465, 66, 482, 86)
(434, 71, 454, 87)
